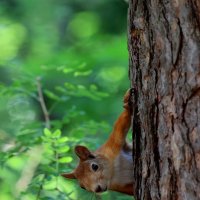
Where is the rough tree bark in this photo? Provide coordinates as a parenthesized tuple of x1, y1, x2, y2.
(128, 1, 200, 200)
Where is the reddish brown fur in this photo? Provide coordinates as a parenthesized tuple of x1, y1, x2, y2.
(62, 89, 134, 195)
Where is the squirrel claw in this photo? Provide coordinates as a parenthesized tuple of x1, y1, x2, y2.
(123, 87, 137, 113)
(123, 88, 134, 110)
(124, 88, 134, 103)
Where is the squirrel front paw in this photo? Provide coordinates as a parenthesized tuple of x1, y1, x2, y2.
(123, 88, 134, 110)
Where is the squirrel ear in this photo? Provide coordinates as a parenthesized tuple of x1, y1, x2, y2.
(61, 172, 76, 179)
(75, 145, 95, 160)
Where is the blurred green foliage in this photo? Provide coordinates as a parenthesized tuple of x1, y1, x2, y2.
(0, 0, 132, 199)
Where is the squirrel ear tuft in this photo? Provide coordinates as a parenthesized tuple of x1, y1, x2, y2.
(75, 145, 95, 160)
(61, 172, 76, 179)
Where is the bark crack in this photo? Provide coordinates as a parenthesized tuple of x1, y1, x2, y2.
(132, 88, 142, 199)
(160, 2, 173, 65)
(168, 158, 178, 200)
(173, 18, 184, 67)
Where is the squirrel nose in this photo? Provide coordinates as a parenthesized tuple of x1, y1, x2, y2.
(95, 185, 107, 193)
(95, 185, 102, 193)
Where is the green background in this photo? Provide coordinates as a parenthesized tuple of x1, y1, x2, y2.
(0, 0, 132, 199)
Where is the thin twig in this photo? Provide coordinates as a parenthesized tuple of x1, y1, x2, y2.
(36, 77, 51, 129)
(35, 77, 51, 200)
(36, 175, 46, 200)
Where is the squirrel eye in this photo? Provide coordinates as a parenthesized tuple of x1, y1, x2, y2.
(91, 163, 99, 171)
(81, 186, 86, 190)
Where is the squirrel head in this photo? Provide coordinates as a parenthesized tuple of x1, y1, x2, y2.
(61, 145, 111, 193)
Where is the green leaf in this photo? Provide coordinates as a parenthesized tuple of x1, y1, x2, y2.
(58, 157, 73, 163)
(74, 70, 92, 77)
(44, 89, 60, 101)
(41, 136, 51, 142)
(77, 85, 86, 90)
(57, 146, 70, 153)
(52, 129, 61, 138)
(44, 128, 52, 137)
(90, 84, 97, 91)
(57, 137, 69, 143)
(63, 68, 74, 74)
(30, 174, 45, 186)
(40, 165, 57, 174)
(64, 82, 76, 90)
(55, 86, 67, 93)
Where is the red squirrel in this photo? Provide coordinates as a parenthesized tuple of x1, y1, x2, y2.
(62, 89, 134, 195)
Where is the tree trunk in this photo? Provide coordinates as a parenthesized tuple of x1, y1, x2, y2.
(128, 1, 200, 200)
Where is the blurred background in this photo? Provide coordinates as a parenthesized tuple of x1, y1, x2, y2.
(0, 0, 131, 199)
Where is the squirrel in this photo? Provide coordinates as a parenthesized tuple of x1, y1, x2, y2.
(61, 89, 134, 195)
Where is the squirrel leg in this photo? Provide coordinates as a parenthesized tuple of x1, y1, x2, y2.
(99, 89, 133, 158)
